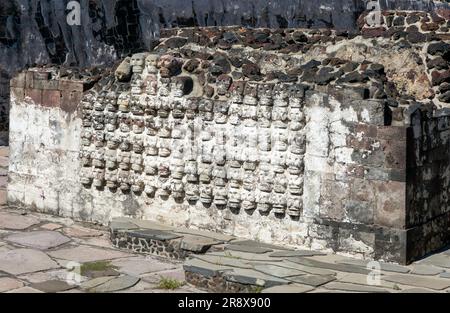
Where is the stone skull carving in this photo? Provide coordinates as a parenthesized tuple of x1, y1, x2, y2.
(105, 91, 118, 112)
(171, 76, 193, 97)
(117, 92, 130, 113)
(145, 53, 160, 74)
(258, 83, 274, 105)
(230, 81, 246, 103)
(131, 53, 147, 74)
(216, 74, 232, 96)
(288, 84, 305, 108)
(105, 148, 118, 170)
(243, 82, 258, 105)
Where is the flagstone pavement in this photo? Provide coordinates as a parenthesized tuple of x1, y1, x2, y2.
(1, 146, 450, 293)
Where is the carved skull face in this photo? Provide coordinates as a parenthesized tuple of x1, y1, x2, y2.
(93, 131, 105, 148)
(256, 190, 271, 213)
(258, 83, 274, 105)
(273, 84, 290, 102)
(94, 91, 107, 111)
(228, 186, 241, 208)
(105, 149, 118, 170)
(81, 129, 93, 146)
(213, 101, 229, 124)
(158, 138, 171, 158)
(80, 150, 92, 167)
(80, 167, 93, 185)
(92, 168, 105, 187)
(288, 84, 305, 108)
(131, 116, 145, 134)
(105, 169, 118, 189)
(118, 169, 131, 191)
(144, 175, 157, 196)
(144, 157, 158, 175)
(145, 53, 160, 74)
(290, 134, 306, 155)
(272, 106, 288, 123)
(199, 99, 214, 121)
(213, 185, 228, 206)
(117, 92, 130, 113)
(198, 163, 212, 183)
(131, 53, 147, 73)
(170, 158, 185, 180)
(105, 91, 118, 112)
(273, 129, 288, 152)
(287, 194, 302, 217)
(119, 115, 132, 133)
(243, 82, 258, 105)
(271, 193, 287, 214)
(287, 154, 304, 175)
(199, 184, 213, 204)
(82, 91, 95, 110)
(130, 152, 143, 172)
(230, 81, 245, 103)
(288, 173, 304, 195)
(241, 190, 256, 211)
(185, 98, 199, 119)
(216, 74, 232, 96)
(104, 112, 117, 132)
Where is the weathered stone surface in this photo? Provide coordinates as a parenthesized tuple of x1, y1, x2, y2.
(337, 259, 410, 273)
(0, 277, 24, 292)
(262, 284, 314, 293)
(192, 254, 253, 269)
(111, 257, 176, 276)
(40, 223, 63, 231)
(48, 246, 132, 263)
(422, 255, 450, 268)
(0, 249, 59, 275)
(180, 235, 221, 253)
(287, 274, 336, 287)
(6, 286, 44, 293)
(63, 226, 104, 238)
(400, 288, 436, 293)
(223, 268, 288, 287)
(88, 275, 140, 293)
(411, 265, 444, 276)
(280, 260, 337, 276)
(226, 244, 273, 254)
(174, 228, 235, 242)
(5, 231, 71, 250)
(29, 280, 76, 293)
(0, 212, 40, 230)
(127, 229, 181, 241)
(383, 274, 450, 290)
(229, 240, 291, 251)
(440, 272, 450, 279)
(184, 258, 233, 277)
(80, 276, 115, 290)
(270, 250, 326, 258)
(289, 258, 370, 275)
(110, 220, 139, 232)
(208, 251, 283, 262)
(253, 264, 306, 278)
(324, 282, 390, 293)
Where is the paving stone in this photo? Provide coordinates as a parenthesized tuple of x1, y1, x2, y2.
(0, 212, 40, 230)
(252, 264, 306, 278)
(115, 280, 155, 293)
(280, 260, 337, 276)
(6, 286, 44, 293)
(131, 219, 175, 231)
(223, 268, 289, 287)
(82, 236, 115, 248)
(0, 248, 60, 275)
(338, 273, 398, 289)
(126, 229, 181, 241)
(0, 277, 24, 292)
(287, 274, 336, 287)
(226, 244, 273, 254)
(421, 254, 450, 268)
(439, 272, 450, 279)
(270, 250, 326, 258)
(189, 255, 246, 273)
(88, 275, 140, 293)
(110, 220, 139, 232)
(288, 257, 370, 275)
(183, 258, 236, 277)
(63, 225, 104, 238)
(180, 235, 221, 253)
(40, 223, 63, 231)
(29, 280, 76, 293)
(400, 288, 436, 293)
(80, 276, 115, 290)
(84, 268, 120, 279)
(174, 228, 235, 242)
(411, 265, 444, 276)
(19, 269, 81, 284)
(143, 268, 186, 283)
(382, 274, 450, 290)
(5, 231, 71, 250)
(208, 251, 283, 262)
(261, 284, 314, 293)
(229, 239, 291, 250)
(323, 282, 390, 293)
(48, 245, 132, 263)
(111, 257, 177, 276)
(337, 259, 410, 273)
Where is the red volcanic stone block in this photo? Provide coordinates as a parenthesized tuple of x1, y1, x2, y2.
(58, 80, 84, 92)
(435, 9, 450, 21)
(372, 180, 406, 229)
(25, 88, 42, 105)
(361, 27, 386, 38)
(381, 140, 407, 169)
(421, 22, 440, 32)
(41, 89, 61, 108)
(377, 126, 408, 141)
(60, 90, 82, 113)
(431, 70, 450, 86)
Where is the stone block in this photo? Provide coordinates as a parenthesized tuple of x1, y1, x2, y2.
(373, 180, 406, 229)
(60, 90, 82, 113)
(42, 90, 61, 108)
(25, 88, 42, 105)
(10, 87, 24, 101)
(381, 139, 407, 169)
(10, 72, 25, 88)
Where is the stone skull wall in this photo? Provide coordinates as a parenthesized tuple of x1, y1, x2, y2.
(6, 15, 450, 264)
